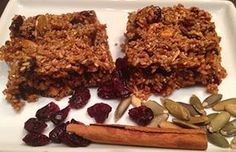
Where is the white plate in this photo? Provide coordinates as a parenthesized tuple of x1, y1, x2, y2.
(0, 0, 236, 151)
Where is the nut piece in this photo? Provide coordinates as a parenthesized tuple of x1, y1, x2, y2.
(213, 98, 236, 111)
(146, 113, 169, 128)
(159, 121, 182, 129)
(190, 95, 206, 115)
(115, 97, 131, 122)
(207, 111, 230, 133)
(172, 118, 199, 129)
(131, 95, 142, 107)
(36, 15, 48, 36)
(225, 104, 236, 117)
(207, 132, 230, 148)
(144, 100, 168, 116)
(220, 119, 236, 137)
(163, 99, 190, 121)
(202, 94, 222, 108)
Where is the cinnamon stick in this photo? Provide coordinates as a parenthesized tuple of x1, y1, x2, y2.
(66, 123, 208, 150)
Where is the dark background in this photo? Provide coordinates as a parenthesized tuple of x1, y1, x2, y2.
(0, 0, 235, 17)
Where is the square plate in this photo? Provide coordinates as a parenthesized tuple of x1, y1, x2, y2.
(0, 0, 236, 151)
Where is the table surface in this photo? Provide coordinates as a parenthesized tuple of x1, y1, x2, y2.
(0, 0, 235, 17)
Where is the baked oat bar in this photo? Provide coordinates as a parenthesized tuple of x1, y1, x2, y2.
(123, 4, 227, 99)
(0, 11, 114, 110)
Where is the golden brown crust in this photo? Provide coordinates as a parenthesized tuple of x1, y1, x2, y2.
(123, 4, 227, 99)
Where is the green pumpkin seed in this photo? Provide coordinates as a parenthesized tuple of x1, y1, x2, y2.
(190, 95, 206, 115)
(172, 118, 199, 129)
(159, 121, 182, 129)
(225, 104, 236, 117)
(207, 111, 230, 132)
(163, 99, 190, 121)
(231, 136, 236, 149)
(204, 113, 218, 125)
(207, 132, 230, 148)
(147, 113, 169, 128)
(115, 97, 131, 122)
(177, 102, 200, 117)
(202, 94, 222, 108)
(144, 100, 168, 116)
(213, 98, 236, 111)
(187, 115, 209, 124)
(220, 119, 236, 137)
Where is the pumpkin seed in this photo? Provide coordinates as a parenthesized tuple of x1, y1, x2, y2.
(172, 118, 199, 129)
(177, 102, 200, 117)
(131, 95, 142, 107)
(207, 111, 230, 132)
(213, 98, 236, 111)
(204, 113, 218, 125)
(115, 97, 131, 122)
(147, 113, 169, 128)
(190, 95, 206, 115)
(187, 115, 209, 124)
(220, 119, 236, 137)
(202, 94, 222, 108)
(159, 121, 182, 129)
(144, 100, 168, 116)
(163, 99, 190, 121)
(231, 136, 236, 149)
(207, 132, 230, 148)
(225, 104, 236, 117)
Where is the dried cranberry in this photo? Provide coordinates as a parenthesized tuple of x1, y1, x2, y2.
(115, 57, 130, 78)
(112, 71, 131, 98)
(97, 70, 131, 99)
(68, 87, 90, 109)
(24, 118, 47, 133)
(87, 103, 112, 123)
(49, 123, 66, 143)
(9, 15, 23, 34)
(51, 106, 71, 125)
(49, 119, 84, 143)
(70, 119, 84, 125)
(60, 132, 91, 147)
(97, 81, 117, 99)
(22, 133, 50, 146)
(36, 102, 60, 121)
(128, 105, 154, 126)
(153, 6, 162, 23)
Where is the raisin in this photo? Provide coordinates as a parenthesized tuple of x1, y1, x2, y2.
(87, 103, 112, 123)
(24, 118, 47, 133)
(22, 133, 50, 146)
(60, 132, 91, 147)
(9, 15, 23, 34)
(49, 123, 66, 143)
(128, 106, 154, 126)
(51, 106, 71, 125)
(36, 102, 60, 121)
(68, 87, 90, 109)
